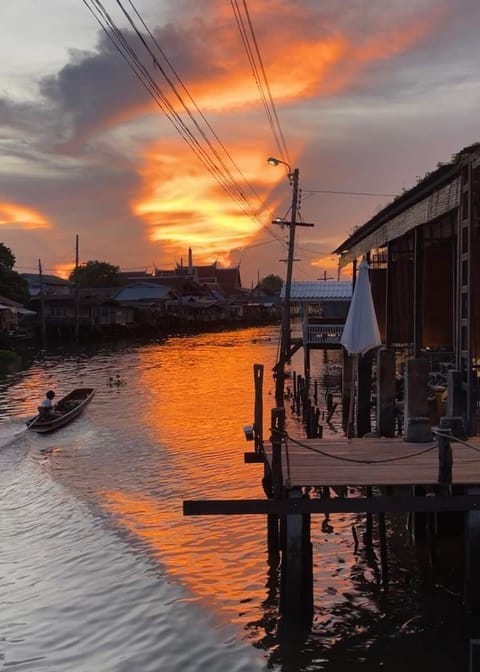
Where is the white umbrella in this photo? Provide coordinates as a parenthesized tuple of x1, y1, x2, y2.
(341, 258, 381, 436)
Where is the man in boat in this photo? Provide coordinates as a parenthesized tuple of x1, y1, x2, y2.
(38, 390, 60, 419)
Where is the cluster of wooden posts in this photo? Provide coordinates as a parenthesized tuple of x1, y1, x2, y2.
(288, 372, 323, 438)
(288, 371, 339, 438)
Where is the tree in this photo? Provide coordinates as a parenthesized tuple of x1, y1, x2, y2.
(69, 260, 122, 288)
(261, 274, 283, 295)
(0, 242, 29, 303)
(0, 242, 16, 272)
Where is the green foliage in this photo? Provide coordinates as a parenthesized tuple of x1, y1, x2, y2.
(0, 242, 29, 303)
(69, 260, 122, 288)
(261, 274, 283, 295)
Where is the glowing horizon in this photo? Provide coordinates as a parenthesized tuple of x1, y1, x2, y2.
(0, 1, 477, 285)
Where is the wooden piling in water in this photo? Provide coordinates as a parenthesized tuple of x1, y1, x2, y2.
(271, 408, 284, 497)
(404, 358, 429, 439)
(357, 351, 373, 437)
(253, 364, 264, 453)
(342, 351, 353, 434)
(377, 348, 396, 437)
(465, 485, 480, 639)
(378, 511, 389, 588)
(280, 488, 313, 623)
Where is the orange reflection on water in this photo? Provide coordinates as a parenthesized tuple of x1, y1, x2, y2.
(101, 488, 267, 620)
(132, 332, 276, 483)
(96, 331, 278, 619)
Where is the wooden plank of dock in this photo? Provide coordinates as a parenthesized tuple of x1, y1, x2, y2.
(264, 435, 480, 487)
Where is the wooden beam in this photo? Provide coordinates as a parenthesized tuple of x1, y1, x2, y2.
(183, 495, 480, 516)
(244, 452, 264, 463)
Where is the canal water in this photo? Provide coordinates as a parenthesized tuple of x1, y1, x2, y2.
(0, 327, 468, 671)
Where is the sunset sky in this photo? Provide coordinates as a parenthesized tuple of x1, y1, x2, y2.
(1, 0, 479, 287)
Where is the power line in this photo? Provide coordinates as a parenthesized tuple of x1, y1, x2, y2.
(231, 0, 289, 163)
(294, 243, 334, 256)
(303, 189, 395, 197)
(82, 0, 285, 247)
(125, 0, 266, 212)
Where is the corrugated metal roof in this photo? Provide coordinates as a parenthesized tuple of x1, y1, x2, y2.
(338, 177, 461, 267)
(21, 273, 72, 286)
(335, 144, 480, 265)
(282, 281, 352, 300)
(114, 283, 173, 301)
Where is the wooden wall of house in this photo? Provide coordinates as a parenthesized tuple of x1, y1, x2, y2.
(388, 235, 414, 346)
(474, 210, 480, 348)
(371, 268, 386, 343)
(423, 240, 455, 348)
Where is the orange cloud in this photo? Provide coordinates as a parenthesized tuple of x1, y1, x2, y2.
(180, 4, 443, 109)
(53, 2, 444, 278)
(0, 202, 51, 230)
(74, 4, 443, 147)
(131, 140, 283, 266)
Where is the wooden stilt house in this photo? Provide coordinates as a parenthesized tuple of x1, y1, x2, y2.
(334, 142, 480, 434)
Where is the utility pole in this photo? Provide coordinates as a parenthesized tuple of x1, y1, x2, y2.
(268, 158, 314, 406)
(74, 234, 80, 344)
(38, 259, 46, 349)
(276, 167, 299, 406)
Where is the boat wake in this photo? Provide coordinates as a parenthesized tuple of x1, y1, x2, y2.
(0, 420, 29, 450)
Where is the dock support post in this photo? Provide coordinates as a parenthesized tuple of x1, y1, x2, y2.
(408, 485, 427, 541)
(378, 511, 389, 588)
(437, 428, 453, 485)
(271, 408, 284, 497)
(280, 488, 313, 623)
(436, 420, 466, 537)
(447, 370, 467, 427)
(304, 345, 310, 381)
(266, 407, 284, 558)
(377, 348, 396, 437)
(357, 351, 373, 437)
(404, 358, 429, 433)
(267, 513, 280, 560)
(342, 351, 353, 434)
(253, 364, 264, 453)
(465, 486, 480, 642)
(365, 485, 373, 546)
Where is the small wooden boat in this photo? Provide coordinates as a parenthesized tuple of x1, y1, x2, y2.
(27, 388, 95, 434)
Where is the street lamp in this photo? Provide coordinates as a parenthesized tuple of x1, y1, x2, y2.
(268, 156, 300, 406)
(267, 157, 294, 180)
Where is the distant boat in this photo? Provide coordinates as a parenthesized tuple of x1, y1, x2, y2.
(27, 388, 94, 434)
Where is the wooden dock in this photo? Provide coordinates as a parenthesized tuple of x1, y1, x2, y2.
(183, 367, 480, 660)
(185, 432, 480, 517)
(264, 435, 480, 488)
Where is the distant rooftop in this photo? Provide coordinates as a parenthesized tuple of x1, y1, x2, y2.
(283, 281, 352, 301)
(21, 273, 72, 286)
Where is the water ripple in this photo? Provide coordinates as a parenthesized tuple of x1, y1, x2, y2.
(0, 328, 468, 671)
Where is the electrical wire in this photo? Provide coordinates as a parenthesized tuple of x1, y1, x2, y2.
(82, 0, 286, 247)
(231, 0, 289, 164)
(303, 189, 395, 197)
